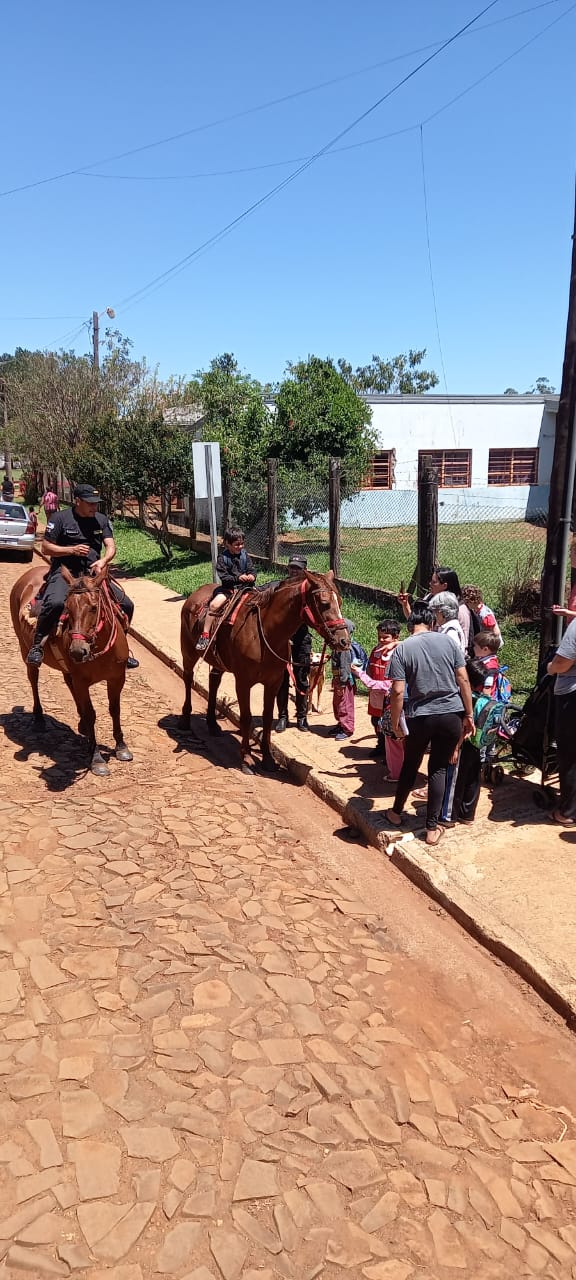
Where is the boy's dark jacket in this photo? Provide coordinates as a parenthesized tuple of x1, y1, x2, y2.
(216, 547, 257, 591)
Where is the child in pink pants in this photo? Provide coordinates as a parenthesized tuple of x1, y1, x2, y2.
(353, 663, 406, 782)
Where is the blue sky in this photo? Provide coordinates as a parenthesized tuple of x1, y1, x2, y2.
(1, 0, 575, 393)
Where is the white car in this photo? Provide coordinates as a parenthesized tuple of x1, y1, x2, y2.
(0, 502, 36, 561)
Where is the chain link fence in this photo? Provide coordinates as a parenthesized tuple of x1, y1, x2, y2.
(227, 459, 548, 614)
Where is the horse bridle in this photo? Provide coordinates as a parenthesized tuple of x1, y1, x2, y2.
(68, 580, 118, 659)
(254, 577, 348, 665)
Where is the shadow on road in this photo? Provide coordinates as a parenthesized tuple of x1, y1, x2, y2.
(157, 711, 300, 784)
(0, 705, 91, 790)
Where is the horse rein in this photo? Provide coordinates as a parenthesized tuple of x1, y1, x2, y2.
(69, 580, 119, 659)
(254, 579, 347, 665)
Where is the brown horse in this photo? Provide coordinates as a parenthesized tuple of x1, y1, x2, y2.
(10, 565, 133, 777)
(180, 569, 349, 772)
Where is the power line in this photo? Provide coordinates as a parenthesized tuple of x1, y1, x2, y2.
(76, 0, 576, 187)
(111, 1, 503, 319)
(0, 0, 560, 201)
(423, 0, 576, 124)
(41, 0, 576, 348)
(0, 315, 85, 321)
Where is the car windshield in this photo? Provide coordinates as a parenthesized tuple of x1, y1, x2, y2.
(0, 504, 26, 520)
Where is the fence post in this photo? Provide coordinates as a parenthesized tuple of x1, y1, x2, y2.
(185, 486, 197, 545)
(266, 458, 278, 565)
(329, 457, 341, 578)
(417, 455, 438, 594)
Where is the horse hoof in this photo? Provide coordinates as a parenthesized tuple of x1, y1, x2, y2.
(179, 717, 191, 732)
(241, 761, 255, 775)
(208, 720, 223, 736)
(115, 745, 133, 762)
(261, 756, 278, 773)
(34, 715, 46, 732)
(91, 759, 110, 777)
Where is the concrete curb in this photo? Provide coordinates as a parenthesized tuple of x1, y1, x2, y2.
(128, 616, 576, 1027)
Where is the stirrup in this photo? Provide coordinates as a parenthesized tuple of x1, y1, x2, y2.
(196, 633, 211, 652)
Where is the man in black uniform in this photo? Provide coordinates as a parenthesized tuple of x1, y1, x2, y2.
(274, 554, 312, 733)
(26, 483, 138, 669)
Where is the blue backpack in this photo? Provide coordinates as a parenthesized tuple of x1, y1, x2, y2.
(350, 639, 369, 671)
(494, 666, 512, 704)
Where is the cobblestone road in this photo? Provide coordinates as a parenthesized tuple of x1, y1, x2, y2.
(1, 560, 576, 1280)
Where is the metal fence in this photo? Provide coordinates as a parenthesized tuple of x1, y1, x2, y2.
(223, 459, 548, 613)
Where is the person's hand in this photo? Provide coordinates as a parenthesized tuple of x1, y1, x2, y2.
(397, 591, 410, 619)
(391, 723, 407, 741)
(239, 573, 255, 582)
(462, 715, 475, 739)
(552, 604, 576, 618)
(90, 558, 108, 574)
(71, 544, 90, 557)
(450, 745, 461, 765)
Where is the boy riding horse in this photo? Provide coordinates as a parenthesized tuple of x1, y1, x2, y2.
(196, 527, 257, 651)
(26, 483, 138, 669)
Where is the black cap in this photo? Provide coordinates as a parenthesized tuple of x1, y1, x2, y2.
(288, 555, 307, 570)
(73, 484, 101, 503)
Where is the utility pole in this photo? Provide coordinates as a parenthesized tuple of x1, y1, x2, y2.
(92, 311, 99, 370)
(539, 192, 576, 661)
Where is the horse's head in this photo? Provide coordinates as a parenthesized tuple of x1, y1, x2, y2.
(300, 569, 350, 650)
(62, 566, 107, 663)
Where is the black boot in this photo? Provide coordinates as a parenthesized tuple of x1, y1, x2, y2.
(275, 715, 288, 732)
(296, 693, 309, 732)
(27, 644, 45, 666)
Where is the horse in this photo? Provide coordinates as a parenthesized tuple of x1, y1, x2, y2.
(180, 569, 349, 773)
(9, 564, 133, 777)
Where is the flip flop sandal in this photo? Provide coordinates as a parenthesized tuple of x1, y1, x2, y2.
(425, 827, 445, 847)
(412, 787, 429, 801)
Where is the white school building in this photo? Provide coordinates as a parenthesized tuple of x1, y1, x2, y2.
(345, 393, 557, 527)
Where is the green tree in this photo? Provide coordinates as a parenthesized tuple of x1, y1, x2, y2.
(270, 356, 376, 520)
(192, 354, 269, 532)
(504, 378, 557, 395)
(337, 349, 439, 395)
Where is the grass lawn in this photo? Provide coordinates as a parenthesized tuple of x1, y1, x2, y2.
(114, 520, 540, 698)
(279, 520, 546, 605)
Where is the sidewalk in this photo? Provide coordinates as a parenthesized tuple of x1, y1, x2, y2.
(125, 573, 576, 1023)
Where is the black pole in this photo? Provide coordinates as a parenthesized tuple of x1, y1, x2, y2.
(539, 192, 576, 662)
(417, 454, 438, 595)
(266, 458, 278, 565)
(329, 457, 341, 578)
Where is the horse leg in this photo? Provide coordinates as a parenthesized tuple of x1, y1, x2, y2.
(236, 679, 255, 773)
(207, 669, 223, 735)
(181, 669, 194, 730)
(26, 665, 44, 728)
(107, 674, 133, 763)
(74, 683, 109, 777)
(260, 683, 279, 772)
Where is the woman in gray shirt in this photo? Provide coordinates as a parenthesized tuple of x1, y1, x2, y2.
(547, 617, 576, 825)
(385, 601, 474, 846)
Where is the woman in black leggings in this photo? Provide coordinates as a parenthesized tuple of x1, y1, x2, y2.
(385, 601, 474, 846)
